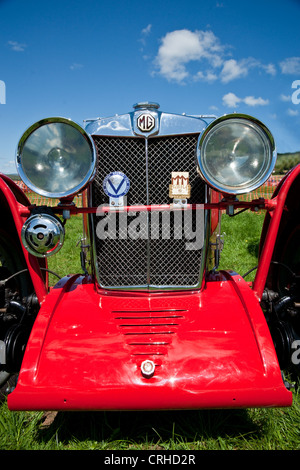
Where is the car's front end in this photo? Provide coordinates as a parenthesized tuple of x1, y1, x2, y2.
(1, 102, 299, 410)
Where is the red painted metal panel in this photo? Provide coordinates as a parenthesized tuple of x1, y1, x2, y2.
(8, 271, 292, 411)
(253, 164, 300, 300)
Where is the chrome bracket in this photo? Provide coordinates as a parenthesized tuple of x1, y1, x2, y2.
(172, 198, 188, 208)
(109, 196, 125, 209)
(77, 237, 90, 275)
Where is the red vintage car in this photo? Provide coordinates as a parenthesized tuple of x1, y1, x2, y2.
(0, 102, 299, 411)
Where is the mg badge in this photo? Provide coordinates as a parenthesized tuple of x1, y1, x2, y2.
(169, 172, 191, 199)
(103, 171, 130, 198)
(137, 113, 155, 132)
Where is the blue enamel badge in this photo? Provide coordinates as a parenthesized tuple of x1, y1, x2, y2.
(103, 171, 130, 198)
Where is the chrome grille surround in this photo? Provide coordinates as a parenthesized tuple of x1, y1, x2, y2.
(86, 107, 211, 291)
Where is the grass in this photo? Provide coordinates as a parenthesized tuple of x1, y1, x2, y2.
(1, 210, 300, 451)
(218, 210, 266, 282)
(47, 216, 83, 285)
(1, 397, 300, 450)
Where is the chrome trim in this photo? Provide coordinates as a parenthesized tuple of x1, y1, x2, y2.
(145, 138, 151, 286)
(84, 104, 211, 138)
(196, 113, 277, 195)
(16, 117, 97, 199)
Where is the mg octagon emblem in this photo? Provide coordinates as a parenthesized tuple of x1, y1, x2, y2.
(137, 113, 156, 132)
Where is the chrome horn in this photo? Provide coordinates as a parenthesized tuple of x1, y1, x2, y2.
(21, 213, 64, 257)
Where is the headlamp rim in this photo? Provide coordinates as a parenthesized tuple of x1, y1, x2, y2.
(196, 113, 277, 195)
(16, 117, 97, 199)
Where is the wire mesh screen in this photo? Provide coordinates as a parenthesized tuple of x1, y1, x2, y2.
(91, 134, 205, 288)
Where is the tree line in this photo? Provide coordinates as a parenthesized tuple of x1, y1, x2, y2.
(275, 152, 300, 175)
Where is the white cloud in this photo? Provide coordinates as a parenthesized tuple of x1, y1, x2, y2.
(220, 58, 267, 83)
(263, 63, 277, 76)
(280, 57, 300, 74)
(287, 108, 299, 116)
(8, 40, 27, 52)
(220, 59, 250, 83)
(280, 93, 291, 102)
(70, 63, 83, 70)
(222, 92, 269, 108)
(222, 92, 241, 107)
(243, 96, 269, 106)
(195, 70, 218, 83)
(142, 24, 152, 36)
(154, 29, 224, 83)
(153, 29, 275, 84)
(140, 24, 153, 49)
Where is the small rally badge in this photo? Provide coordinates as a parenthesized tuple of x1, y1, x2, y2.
(103, 171, 130, 198)
(169, 172, 191, 199)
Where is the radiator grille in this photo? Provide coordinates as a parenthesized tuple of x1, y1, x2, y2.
(91, 134, 206, 288)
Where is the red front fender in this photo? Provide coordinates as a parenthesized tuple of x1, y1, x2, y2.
(254, 163, 300, 299)
(8, 271, 292, 411)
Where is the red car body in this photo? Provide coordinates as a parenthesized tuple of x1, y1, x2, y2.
(1, 105, 299, 411)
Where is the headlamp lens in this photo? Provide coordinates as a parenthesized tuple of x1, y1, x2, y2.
(17, 118, 96, 198)
(197, 116, 276, 194)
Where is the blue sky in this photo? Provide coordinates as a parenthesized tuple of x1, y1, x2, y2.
(0, 0, 300, 174)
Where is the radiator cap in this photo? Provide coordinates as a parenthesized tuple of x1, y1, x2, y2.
(133, 102, 160, 110)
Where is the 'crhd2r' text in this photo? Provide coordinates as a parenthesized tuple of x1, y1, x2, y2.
(104, 453, 196, 467)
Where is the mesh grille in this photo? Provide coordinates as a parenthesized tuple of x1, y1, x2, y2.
(91, 134, 205, 288)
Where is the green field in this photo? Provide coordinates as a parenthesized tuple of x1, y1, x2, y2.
(1, 211, 300, 450)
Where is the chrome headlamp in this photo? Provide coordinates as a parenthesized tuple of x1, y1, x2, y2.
(16, 117, 96, 198)
(196, 114, 276, 195)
